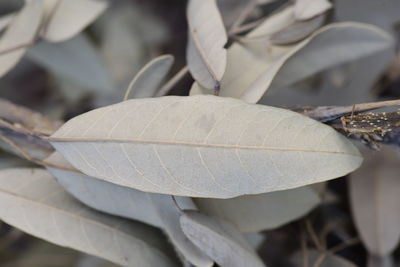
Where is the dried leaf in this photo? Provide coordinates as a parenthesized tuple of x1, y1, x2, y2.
(49, 95, 362, 198)
(294, 0, 332, 20)
(180, 210, 265, 267)
(0, 168, 176, 267)
(124, 55, 174, 100)
(349, 146, 400, 256)
(195, 186, 320, 232)
(187, 0, 227, 89)
(44, 0, 108, 42)
(46, 152, 213, 267)
(0, 0, 42, 77)
(27, 34, 114, 93)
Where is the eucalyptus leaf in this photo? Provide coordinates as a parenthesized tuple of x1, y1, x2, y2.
(195, 186, 320, 232)
(43, 0, 108, 42)
(49, 95, 362, 198)
(0, 0, 42, 77)
(46, 152, 213, 267)
(294, 0, 332, 20)
(349, 147, 400, 257)
(124, 55, 174, 100)
(27, 34, 114, 93)
(180, 210, 265, 267)
(0, 168, 176, 267)
(187, 0, 227, 89)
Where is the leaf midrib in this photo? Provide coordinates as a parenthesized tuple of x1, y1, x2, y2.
(48, 137, 361, 157)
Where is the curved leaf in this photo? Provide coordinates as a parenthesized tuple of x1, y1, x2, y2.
(349, 147, 400, 257)
(195, 186, 320, 232)
(180, 210, 265, 267)
(190, 23, 393, 104)
(44, 0, 108, 42)
(187, 0, 227, 89)
(0, 0, 43, 77)
(0, 168, 176, 267)
(49, 95, 362, 198)
(46, 152, 213, 267)
(294, 0, 332, 20)
(124, 55, 174, 100)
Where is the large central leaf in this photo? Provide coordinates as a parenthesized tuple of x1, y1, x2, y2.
(49, 95, 362, 198)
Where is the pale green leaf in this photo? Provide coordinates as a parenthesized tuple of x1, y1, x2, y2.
(0, 0, 43, 77)
(43, 0, 108, 42)
(49, 95, 362, 198)
(187, 0, 227, 89)
(124, 55, 174, 100)
(0, 168, 176, 267)
(195, 186, 320, 232)
(46, 152, 213, 267)
(180, 210, 265, 267)
(27, 34, 114, 93)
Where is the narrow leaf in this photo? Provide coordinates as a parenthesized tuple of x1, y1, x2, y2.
(43, 0, 108, 42)
(46, 152, 213, 267)
(124, 55, 174, 100)
(0, 168, 176, 267)
(49, 95, 362, 198)
(195, 186, 320, 232)
(180, 210, 265, 267)
(27, 34, 114, 93)
(0, 0, 43, 77)
(295, 0, 332, 20)
(349, 147, 400, 257)
(187, 0, 227, 89)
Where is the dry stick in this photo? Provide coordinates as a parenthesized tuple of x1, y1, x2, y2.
(312, 238, 360, 267)
(0, 134, 75, 172)
(155, 66, 189, 97)
(299, 99, 400, 122)
(305, 219, 324, 251)
(300, 232, 309, 267)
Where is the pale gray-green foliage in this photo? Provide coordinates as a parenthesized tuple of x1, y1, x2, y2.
(27, 34, 114, 93)
(0, 168, 176, 267)
(294, 0, 332, 20)
(191, 22, 393, 103)
(180, 210, 265, 267)
(46, 152, 213, 267)
(49, 95, 362, 198)
(187, 0, 227, 89)
(194, 186, 320, 232)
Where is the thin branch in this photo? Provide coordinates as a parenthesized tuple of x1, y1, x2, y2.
(156, 66, 189, 97)
(305, 219, 324, 250)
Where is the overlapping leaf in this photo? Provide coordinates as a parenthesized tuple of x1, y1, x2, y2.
(187, 0, 227, 89)
(194, 186, 320, 232)
(46, 152, 213, 267)
(0, 0, 43, 77)
(0, 168, 176, 267)
(180, 210, 265, 267)
(49, 95, 362, 198)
